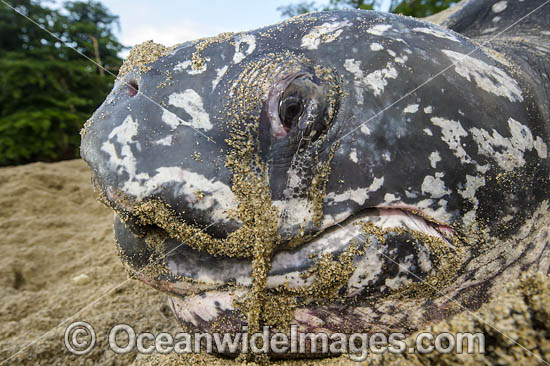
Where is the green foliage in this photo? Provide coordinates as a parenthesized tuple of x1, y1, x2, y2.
(0, 0, 124, 166)
(278, 0, 457, 18)
(391, 0, 457, 17)
(278, 1, 319, 18)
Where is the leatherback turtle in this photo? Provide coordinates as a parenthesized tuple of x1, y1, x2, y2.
(81, 0, 550, 356)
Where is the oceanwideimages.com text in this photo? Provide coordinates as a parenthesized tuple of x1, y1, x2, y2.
(65, 322, 485, 361)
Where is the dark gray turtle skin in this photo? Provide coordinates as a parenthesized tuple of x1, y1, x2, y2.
(81, 0, 550, 356)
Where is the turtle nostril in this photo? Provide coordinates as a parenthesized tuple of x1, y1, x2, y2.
(127, 80, 139, 97)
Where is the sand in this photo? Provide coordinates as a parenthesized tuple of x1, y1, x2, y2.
(0, 160, 178, 365)
(1, 159, 549, 366)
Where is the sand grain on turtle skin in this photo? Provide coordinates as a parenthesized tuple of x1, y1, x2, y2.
(81, 0, 550, 359)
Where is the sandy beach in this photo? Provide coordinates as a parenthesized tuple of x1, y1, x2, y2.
(0, 160, 178, 365)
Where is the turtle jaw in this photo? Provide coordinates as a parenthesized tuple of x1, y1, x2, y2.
(113, 204, 456, 294)
(111, 200, 461, 343)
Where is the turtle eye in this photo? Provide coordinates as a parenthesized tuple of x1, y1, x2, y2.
(279, 96, 304, 131)
(267, 69, 339, 142)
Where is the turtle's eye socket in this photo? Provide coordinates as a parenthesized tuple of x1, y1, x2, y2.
(267, 69, 339, 142)
(279, 96, 304, 131)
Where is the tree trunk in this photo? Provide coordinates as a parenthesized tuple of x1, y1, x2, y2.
(88, 34, 104, 76)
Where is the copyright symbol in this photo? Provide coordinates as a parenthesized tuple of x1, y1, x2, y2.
(64, 321, 96, 355)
